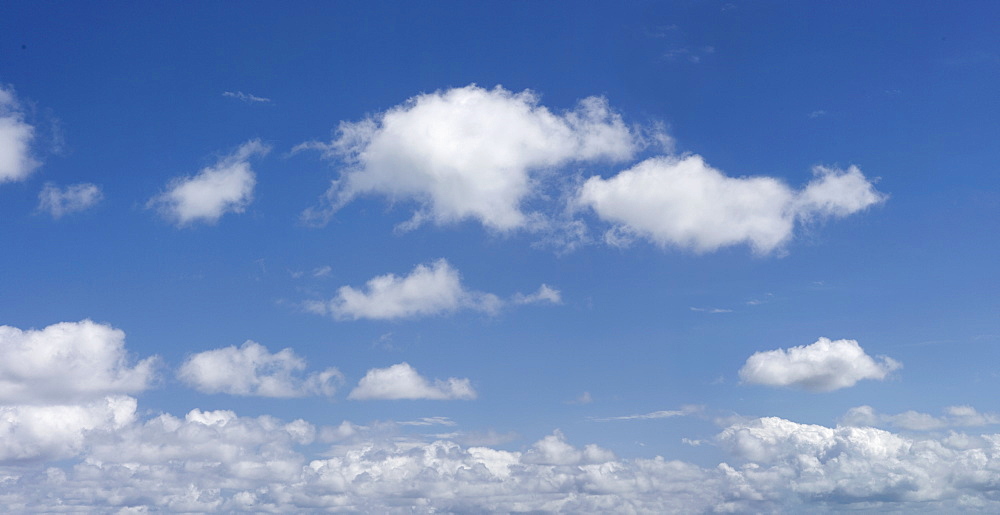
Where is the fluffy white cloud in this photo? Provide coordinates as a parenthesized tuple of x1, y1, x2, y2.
(576, 155, 886, 253)
(0, 85, 40, 183)
(843, 405, 1000, 431)
(178, 341, 343, 398)
(148, 139, 269, 225)
(37, 182, 103, 218)
(347, 362, 476, 400)
(0, 396, 136, 462)
(0, 320, 158, 404)
(513, 284, 562, 305)
(738, 337, 901, 392)
(306, 259, 501, 320)
(300, 84, 643, 230)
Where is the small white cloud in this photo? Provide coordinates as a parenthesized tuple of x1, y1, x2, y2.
(592, 405, 702, 422)
(37, 182, 103, 218)
(148, 139, 269, 226)
(690, 307, 733, 313)
(299, 84, 643, 230)
(513, 284, 562, 305)
(0, 85, 40, 183)
(739, 337, 901, 392)
(0, 320, 158, 404)
(576, 155, 886, 254)
(567, 391, 593, 405)
(223, 91, 271, 103)
(348, 362, 476, 400)
(522, 429, 615, 465)
(808, 110, 828, 118)
(306, 259, 501, 321)
(178, 341, 342, 398)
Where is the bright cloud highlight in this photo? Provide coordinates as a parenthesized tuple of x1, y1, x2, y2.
(37, 182, 103, 218)
(300, 84, 642, 230)
(178, 341, 343, 397)
(347, 362, 476, 400)
(0, 85, 40, 183)
(576, 155, 886, 253)
(148, 139, 269, 226)
(738, 337, 901, 392)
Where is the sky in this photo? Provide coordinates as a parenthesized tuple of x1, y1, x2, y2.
(1, 1, 999, 512)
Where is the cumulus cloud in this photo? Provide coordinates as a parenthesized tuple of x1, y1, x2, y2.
(842, 405, 1000, 431)
(347, 362, 476, 400)
(148, 139, 269, 226)
(305, 259, 502, 320)
(299, 84, 643, 230)
(512, 284, 562, 305)
(0, 85, 40, 183)
(738, 337, 901, 392)
(178, 341, 343, 398)
(0, 320, 158, 404)
(37, 182, 103, 218)
(575, 155, 886, 254)
(0, 396, 136, 462)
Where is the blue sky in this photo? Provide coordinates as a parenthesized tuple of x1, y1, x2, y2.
(2, 1, 999, 511)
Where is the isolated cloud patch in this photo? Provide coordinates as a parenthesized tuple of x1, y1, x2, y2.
(178, 341, 343, 398)
(37, 182, 103, 218)
(348, 362, 476, 400)
(300, 84, 642, 230)
(149, 139, 269, 226)
(0, 85, 40, 183)
(0, 320, 158, 404)
(739, 337, 901, 392)
(306, 259, 500, 320)
(576, 155, 885, 253)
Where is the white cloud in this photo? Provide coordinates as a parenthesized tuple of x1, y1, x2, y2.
(738, 337, 901, 392)
(299, 84, 643, 230)
(0, 396, 136, 462)
(0, 85, 40, 183)
(592, 405, 702, 422)
(576, 155, 886, 254)
(0, 320, 158, 404)
(512, 284, 562, 305)
(223, 91, 271, 103)
(37, 182, 103, 218)
(347, 362, 476, 400)
(305, 259, 501, 320)
(842, 405, 1000, 431)
(178, 341, 343, 398)
(148, 139, 269, 226)
(690, 307, 733, 313)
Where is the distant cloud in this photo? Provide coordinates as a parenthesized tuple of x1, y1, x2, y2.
(298, 84, 646, 230)
(576, 156, 886, 254)
(592, 405, 701, 422)
(223, 91, 270, 103)
(690, 307, 733, 314)
(0, 85, 41, 183)
(513, 284, 562, 305)
(808, 110, 827, 118)
(739, 337, 901, 392)
(398, 416, 456, 427)
(148, 139, 269, 226)
(348, 362, 476, 400)
(567, 391, 593, 405)
(37, 182, 103, 218)
(178, 341, 343, 398)
(0, 320, 158, 404)
(522, 430, 615, 465)
(842, 405, 1000, 431)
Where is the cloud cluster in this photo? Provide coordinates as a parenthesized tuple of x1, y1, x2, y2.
(576, 156, 886, 253)
(6, 411, 1000, 512)
(37, 182, 103, 218)
(738, 337, 901, 392)
(306, 259, 553, 321)
(0, 85, 40, 183)
(348, 362, 476, 400)
(178, 341, 343, 397)
(148, 139, 269, 226)
(300, 84, 642, 230)
(842, 405, 1000, 431)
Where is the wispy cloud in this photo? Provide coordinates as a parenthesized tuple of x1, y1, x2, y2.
(591, 405, 702, 422)
(690, 307, 733, 314)
(223, 91, 271, 103)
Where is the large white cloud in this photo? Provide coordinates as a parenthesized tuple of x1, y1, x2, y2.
(0, 85, 40, 183)
(37, 182, 103, 218)
(0, 320, 158, 404)
(347, 362, 476, 400)
(178, 341, 343, 398)
(148, 139, 269, 226)
(738, 337, 901, 392)
(0, 396, 136, 463)
(576, 155, 886, 253)
(305, 259, 501, 321)
(299, 84, 643, 230)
